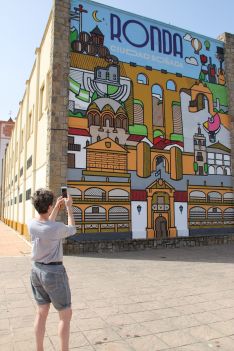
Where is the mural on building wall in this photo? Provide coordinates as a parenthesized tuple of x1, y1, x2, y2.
(68, 0, 234, 239)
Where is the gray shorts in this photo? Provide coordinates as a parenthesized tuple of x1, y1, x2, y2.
(30, 262, 71, 311)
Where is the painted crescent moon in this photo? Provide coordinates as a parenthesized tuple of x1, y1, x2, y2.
(92, 10, 102, 22)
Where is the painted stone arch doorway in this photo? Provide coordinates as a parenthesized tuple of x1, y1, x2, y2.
(155, 215, 168, 238)
(146, 178, 177, 238)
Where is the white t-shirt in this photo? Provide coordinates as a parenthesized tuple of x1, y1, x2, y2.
(27, 219, 76, 263)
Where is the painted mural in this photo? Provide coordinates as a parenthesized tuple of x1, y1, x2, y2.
(68, 0, 234, 240)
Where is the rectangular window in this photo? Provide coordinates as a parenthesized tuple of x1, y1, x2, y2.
(208, 158, 214, 165)
(15, 175, 17, 182)
(216, 159, 223, 165)
(26, 189, 31, 201)
(216, 153, 222, 160)
(224, 160, 231, 166)
(68, 153, 75, 168)
(224, 155, 230, 161)
(92, 207, 99, 214)
(27, 156, 32, 169)
(14, 197, 17, 205)
(196, 152, 203, 162)
(208, 153, 215, 159)
(224, 154, 231, 166)
(68, 143, 81, 151)
(19, 194, 22, 203)
(20, 167, 23, 177)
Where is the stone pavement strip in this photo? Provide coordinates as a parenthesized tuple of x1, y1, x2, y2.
(0, 221, 31, 257)
(1, 220, 234, 350)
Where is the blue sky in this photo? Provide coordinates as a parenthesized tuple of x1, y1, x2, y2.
(0, 0, 233, 120)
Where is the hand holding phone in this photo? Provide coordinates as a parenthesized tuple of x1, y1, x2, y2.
(64, 194, 73, 209)
(61, 187, 68, 198)
(55, 196, 64, 210)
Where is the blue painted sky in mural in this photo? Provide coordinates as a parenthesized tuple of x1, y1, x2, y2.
(0, 0, 234, 119)
(71, 0, 224, 79)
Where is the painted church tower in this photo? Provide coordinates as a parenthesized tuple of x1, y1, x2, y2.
(193, 124, 208, 175)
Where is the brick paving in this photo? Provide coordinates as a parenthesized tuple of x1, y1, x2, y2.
(1, 220, 234, 350)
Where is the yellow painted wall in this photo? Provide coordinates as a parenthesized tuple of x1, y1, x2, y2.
(1, 12, 53, 236)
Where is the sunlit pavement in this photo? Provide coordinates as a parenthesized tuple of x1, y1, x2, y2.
(1, 220, 234, 350)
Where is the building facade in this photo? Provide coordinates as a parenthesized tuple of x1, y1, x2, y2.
(1, 0, 234, 240)
(0, 118, 15, 216)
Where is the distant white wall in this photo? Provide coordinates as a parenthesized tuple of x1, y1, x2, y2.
(131, 201, 147, 239)
(174, 202, 189, 236)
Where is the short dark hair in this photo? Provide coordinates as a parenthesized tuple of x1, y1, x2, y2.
(31, 188, 54, 214)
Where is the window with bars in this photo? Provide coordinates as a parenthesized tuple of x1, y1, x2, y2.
(224, 208, 234, 221)
(27, 156, 32, 169)
(207, 208, 222, 219)
(26, 189, 31, 201)
(68, 144, 81, 151)
(196, 152, 203, 161)
(208, 152, 230, 166)
(68, 136, 81, 152)
(72, 207, 82, 222)
(189, 207, 206, 220)
(84, 188, 106, 200)
(109, 207, 129, 221)
(92, 207, 99, 214)
(85, 206, 106, 222)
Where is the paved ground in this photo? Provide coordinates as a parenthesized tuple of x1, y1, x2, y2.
(1, 221, 234, 350)
(0, 221, 31, 256)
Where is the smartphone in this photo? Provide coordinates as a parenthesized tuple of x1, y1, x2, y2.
(61, 186, 68, 198)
